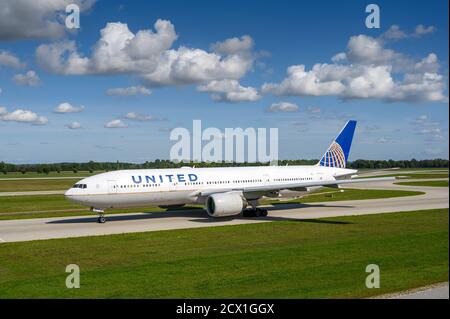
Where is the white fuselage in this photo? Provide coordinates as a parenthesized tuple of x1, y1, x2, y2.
(64, 165, 356, 209)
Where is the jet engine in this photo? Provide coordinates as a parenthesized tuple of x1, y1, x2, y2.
(205, 192, 246, 217)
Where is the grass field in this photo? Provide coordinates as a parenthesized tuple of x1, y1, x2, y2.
(0, 179, 77, 192)
(0, 188, 424, 220)
(0, 171, 100, 179)
(395, 180, 449, 187)
(0, 208, 447, 298)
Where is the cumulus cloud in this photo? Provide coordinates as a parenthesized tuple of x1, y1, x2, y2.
(197, 79, 261, 102)
(124, 112, 161, 121)
(380, 24, 436, 41)
(263, 31, 448, 103)
(106, 86, 152, 96)
(0, 108, 48, 125)
(414, 24, 436, 37)
(105, 119, 128, 128)
(36, 19, 256, 91)
(381, 25, 408, 41)
(0, 0, 96, 41)
(12, 70, 40, 86)
(0, 50, 25, 68)
(54, 102, 84, 113)
(211, 35, 254, 54)
(66, 121, 82, 129)
(36, 20, 176, 75)
(266, 102, 299, 113)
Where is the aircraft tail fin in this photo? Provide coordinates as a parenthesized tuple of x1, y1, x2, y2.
(317, 120, 357, 168)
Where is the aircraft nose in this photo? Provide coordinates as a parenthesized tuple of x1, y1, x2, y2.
(64, 188, 74, 197)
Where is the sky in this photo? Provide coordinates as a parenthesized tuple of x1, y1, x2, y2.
(0, 0, 448, 164)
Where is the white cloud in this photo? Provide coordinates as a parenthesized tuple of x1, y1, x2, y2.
(381, 25, 408, 41)
(344, 35, 400, 65)
(0, 50, 25, 68)
(414, 24, 436, 37)
(413, 53, 440, 73)
(36, 20, 177, 75)
(410, 114, 445, 142)
(67, 121, 82, 129)
(124, 112, 159, 121)
(36, 19, 256, 91)
(380, 24, 436, 41)
(263, 32, 448, 103)
(0, 108, 48, 125)
(0, 0, 96, 41)
(262, 64, 345, 96)
(54, 102, 84, 113)
(211, 35, 254, 54)
(106, 86, 152, 96)
(12, 70, 40, 86)
(197, 79, 261, 102)
(266, 102, 299, 113)
(140, 46, 254, 87)
(105, 119, 128, 128)
(0, 88, 2, 94)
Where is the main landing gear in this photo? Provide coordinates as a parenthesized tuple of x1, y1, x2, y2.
(91, 207, 106, 223)
(243, 201, 268, 217)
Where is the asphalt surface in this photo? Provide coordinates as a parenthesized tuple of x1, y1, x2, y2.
(375, 282, 449, 299)
(0, 180, 447, 243)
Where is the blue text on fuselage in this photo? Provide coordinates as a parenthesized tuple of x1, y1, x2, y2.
(131, 173, 198, 184)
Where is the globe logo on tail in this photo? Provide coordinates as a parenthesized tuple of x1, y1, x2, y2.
(321, 141, 346, 168)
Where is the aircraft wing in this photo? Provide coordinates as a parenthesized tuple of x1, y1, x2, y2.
(197, 176, 395, 197)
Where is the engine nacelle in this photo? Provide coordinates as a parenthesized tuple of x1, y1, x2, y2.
(205, 192, 246, 217)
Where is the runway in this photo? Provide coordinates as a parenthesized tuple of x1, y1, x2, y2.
(0, 180, 447, 243)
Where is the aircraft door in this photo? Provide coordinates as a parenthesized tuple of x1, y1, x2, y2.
(107, 180, 118, 194)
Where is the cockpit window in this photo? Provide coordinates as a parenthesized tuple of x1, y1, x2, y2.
(72, 184, 87, 189)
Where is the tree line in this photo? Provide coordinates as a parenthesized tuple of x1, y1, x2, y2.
(0, 158, 447, 174)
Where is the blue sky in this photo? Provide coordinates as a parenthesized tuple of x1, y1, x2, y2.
(0, 0, 448, 163)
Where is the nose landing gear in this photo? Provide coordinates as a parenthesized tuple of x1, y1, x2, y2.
(91, 207, 106, 223)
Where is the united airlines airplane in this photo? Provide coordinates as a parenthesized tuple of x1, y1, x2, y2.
(65, 120, 393, 223)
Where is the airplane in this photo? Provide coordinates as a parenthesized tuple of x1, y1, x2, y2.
(65, 120, 394, 223)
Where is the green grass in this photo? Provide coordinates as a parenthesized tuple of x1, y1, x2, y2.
(0, 171, 101, 179)
(395, 180, 449, 187)
(0, 188, 424, 220)
(0, 179, 78, 192)
(0, 208, 447, 298)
